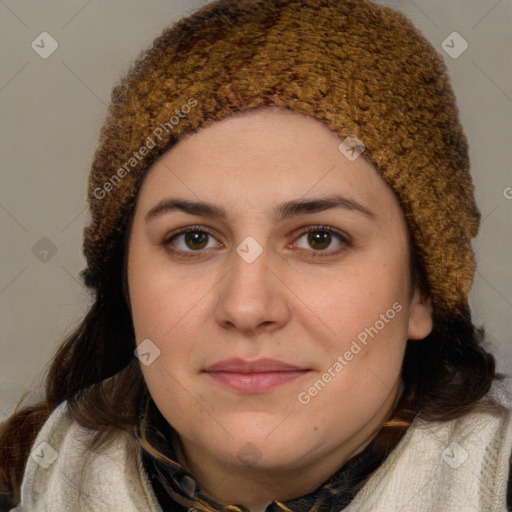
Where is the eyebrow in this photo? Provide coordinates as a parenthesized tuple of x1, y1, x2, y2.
(145, 194, 377, 223)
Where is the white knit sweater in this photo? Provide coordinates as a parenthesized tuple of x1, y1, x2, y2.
(11, 375, 512, 512)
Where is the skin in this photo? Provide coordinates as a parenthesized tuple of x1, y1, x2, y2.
(126, 107, 433, 510)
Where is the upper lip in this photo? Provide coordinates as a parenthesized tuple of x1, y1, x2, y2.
(203, 357, 307, 373)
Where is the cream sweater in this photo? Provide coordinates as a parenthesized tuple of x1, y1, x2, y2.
(11, 375, 512, 512)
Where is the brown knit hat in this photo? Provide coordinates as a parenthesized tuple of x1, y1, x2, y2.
(81, 0, 480, 319)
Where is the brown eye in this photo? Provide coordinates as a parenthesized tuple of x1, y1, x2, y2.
(307, 230, 332, 250)
(182, 231, 209, 250)
(163, 226, 219, 255)
(293, 226, 352, 259)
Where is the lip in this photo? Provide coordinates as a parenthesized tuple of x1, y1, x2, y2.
(203, 358, 310, 393)
(204, 357, 305, 373)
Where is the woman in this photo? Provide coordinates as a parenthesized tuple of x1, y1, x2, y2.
(1, 0, 511, 510)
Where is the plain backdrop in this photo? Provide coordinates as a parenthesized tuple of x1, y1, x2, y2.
(1, 0, 511, 421)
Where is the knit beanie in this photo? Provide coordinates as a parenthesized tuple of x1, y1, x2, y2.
(81, 0, 480, 319)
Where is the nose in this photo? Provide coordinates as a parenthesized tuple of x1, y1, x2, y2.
(214, 246, 291, 336)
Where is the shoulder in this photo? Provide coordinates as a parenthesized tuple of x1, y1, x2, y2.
(346, 373, 512, 511)
(508, 453, 512, 512)
(17, 401, 162, 512)
(487, 372, 512, 409)
(496, 374, 512, 511)
(486, 373, 512, 511)
(19, 401, 73, 503)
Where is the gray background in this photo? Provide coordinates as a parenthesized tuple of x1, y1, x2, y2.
(1, 0, 511, 421)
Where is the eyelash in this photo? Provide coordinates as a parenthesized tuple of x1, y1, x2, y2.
(161, 224, 352, 260)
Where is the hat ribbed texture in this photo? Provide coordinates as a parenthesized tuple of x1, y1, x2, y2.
(82, 0, 480, 317)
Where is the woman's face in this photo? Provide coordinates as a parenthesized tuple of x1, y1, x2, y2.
(127, 108, 433, 494)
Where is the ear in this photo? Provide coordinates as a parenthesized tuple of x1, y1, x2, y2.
(407, 286, 434, 340)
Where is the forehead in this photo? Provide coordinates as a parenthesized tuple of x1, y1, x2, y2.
(135, 108, 402, 224)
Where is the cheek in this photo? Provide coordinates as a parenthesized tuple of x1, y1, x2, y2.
(296, 254, 410, 349)
(128, 253, 194, 400)
(131, 269, 203, 421)
(300, 304, 408, 437)
(128, 241, 201, 339)
(297, 250, 411, 415)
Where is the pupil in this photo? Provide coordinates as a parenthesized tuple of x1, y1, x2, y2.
(309, 231, 330, 250)
(186, 232, 207, 250)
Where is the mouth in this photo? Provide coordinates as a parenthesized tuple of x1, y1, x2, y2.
(203, 357, 311, 393)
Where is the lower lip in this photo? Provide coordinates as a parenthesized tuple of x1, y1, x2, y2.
(204, 370, 310, 393)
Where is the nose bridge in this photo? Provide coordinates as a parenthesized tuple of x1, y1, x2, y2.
(228, 237, 274, 301)
(215, 237, 287, 331)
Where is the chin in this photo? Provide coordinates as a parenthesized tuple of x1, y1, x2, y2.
(227, 429, 313, 469)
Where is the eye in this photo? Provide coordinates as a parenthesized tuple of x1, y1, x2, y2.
(163, 225, 219, 255)
(292, 225, 352, 259)
(161, 224, 352, 259)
